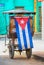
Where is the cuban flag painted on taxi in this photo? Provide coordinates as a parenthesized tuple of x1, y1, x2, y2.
(15, 17, 33, 50)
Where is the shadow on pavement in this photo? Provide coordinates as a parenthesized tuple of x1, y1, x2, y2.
(33, 55, 44, 62)
(13, 57, 28, 60)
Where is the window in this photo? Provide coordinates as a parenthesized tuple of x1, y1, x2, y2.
(15, 6, 24, 10)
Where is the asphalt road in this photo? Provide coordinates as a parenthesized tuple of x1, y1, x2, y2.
(0, 52, 44, 65)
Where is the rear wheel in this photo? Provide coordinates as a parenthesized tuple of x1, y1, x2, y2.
(9, 40, 14, 59)
(26, 48, 32, 59)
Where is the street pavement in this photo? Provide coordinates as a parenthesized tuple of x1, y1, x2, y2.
(0, 37, 44, 65)
(0, 52, 44, 65)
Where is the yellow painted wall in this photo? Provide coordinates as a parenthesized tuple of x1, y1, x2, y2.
(34, 0, 36, 32)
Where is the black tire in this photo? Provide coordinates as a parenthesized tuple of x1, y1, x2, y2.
(9, 40, 14, 59)
(26, 48, 32, 59)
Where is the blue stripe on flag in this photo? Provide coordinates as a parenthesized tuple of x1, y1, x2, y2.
(22, 29, 27, 49)
(15, 19, 22, 50)
(27, 19, 33, 48)
(25, 24, 30, 48)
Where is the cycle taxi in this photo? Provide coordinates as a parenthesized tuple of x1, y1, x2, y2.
(3, 9, 36, 59)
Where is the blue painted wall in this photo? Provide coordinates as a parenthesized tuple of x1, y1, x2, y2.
(0, 0, 34, 34)
(14, 0, 34, 12)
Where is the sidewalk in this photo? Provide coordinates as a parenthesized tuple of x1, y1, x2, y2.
(0, 37, 44, 56)
(33, 51, 44, 58)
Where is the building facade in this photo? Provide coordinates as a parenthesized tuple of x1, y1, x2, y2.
(0, 0, 42, 38)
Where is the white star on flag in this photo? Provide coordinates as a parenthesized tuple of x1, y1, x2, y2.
(20, 19, 24, 24)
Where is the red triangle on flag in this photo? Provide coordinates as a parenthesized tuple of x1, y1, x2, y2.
(16, 17, 28, 30)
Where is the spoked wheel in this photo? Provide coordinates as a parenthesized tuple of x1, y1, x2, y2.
(9, 40, 14, 59)
(26, 48, 32, 59)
